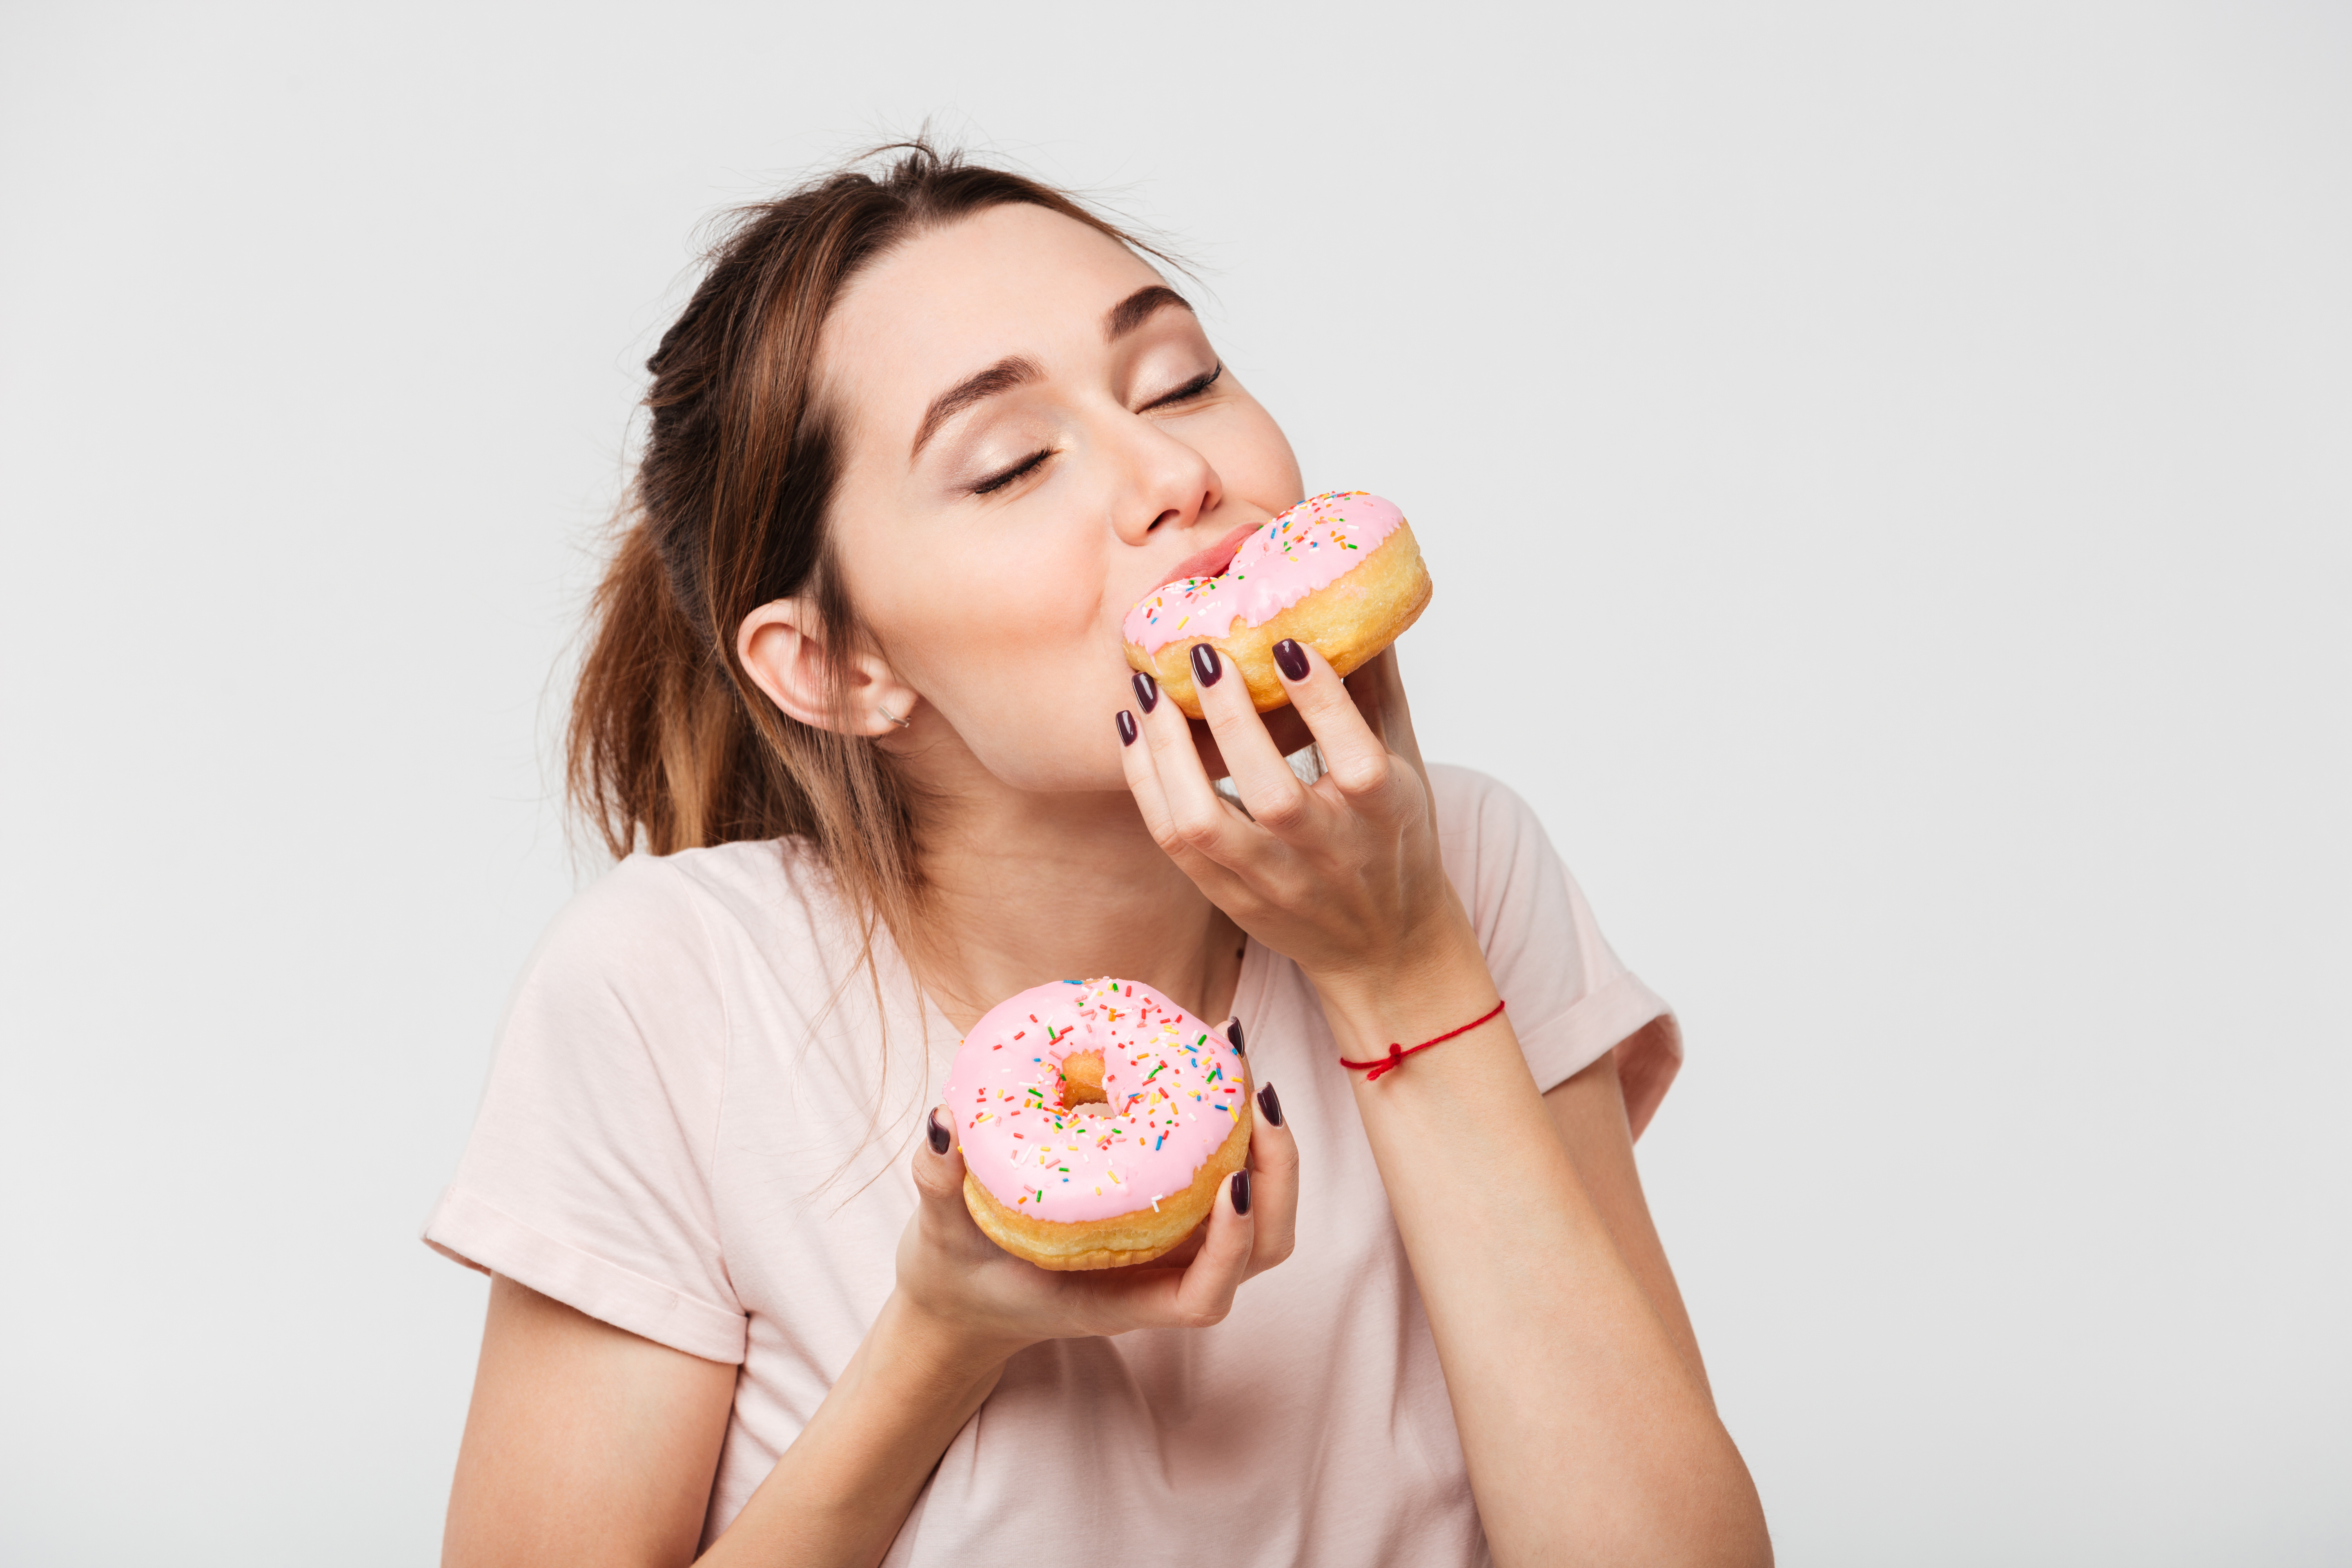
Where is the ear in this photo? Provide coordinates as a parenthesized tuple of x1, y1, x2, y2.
(736, 598, 921, 738)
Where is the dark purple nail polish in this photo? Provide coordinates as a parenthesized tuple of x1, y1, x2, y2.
(1190, 642, 1223, 688)
(926, 1108, 950, 1154)
(1256, 1082, 1283, 1128)
(1273, 638, 1310, 682)
(1132, 670, 1159, 713)
(1230, 1169, 1252, 1216)
(1227, 1018, 1245, 1057)
(1116, 710, 1138, 746)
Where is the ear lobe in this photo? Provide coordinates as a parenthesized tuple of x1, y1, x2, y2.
(737, 599, 920, 737)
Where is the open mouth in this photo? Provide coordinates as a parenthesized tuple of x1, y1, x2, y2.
(1154, 520, 1263, 592)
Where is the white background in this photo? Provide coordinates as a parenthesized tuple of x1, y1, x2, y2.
(3, 2, 2346, 1562)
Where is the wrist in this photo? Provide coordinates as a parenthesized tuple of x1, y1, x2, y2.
(874, 1289, 1023, 1394)
(1306, 911, 1497, 1060)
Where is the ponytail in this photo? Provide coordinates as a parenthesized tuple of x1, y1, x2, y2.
(567, 513, 790, 859)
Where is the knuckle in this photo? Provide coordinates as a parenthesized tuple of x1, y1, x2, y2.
(1172, 807, 1224, 849)
(914, 1160, 965, 1205)
(1296, 690, 1345, 726)
(1252, 785, 1310, 832)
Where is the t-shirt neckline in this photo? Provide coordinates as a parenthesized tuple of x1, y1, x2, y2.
(908, 934, 1274, 1058)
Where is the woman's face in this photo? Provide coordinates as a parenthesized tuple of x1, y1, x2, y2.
(816, 203, 1304, 791)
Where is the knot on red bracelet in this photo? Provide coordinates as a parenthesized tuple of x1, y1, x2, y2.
(1339, 998, 1506, 1081)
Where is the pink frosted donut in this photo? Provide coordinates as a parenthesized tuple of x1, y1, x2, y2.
(946, 976, 1252, 1271)
(1123, 490, 1434, 718)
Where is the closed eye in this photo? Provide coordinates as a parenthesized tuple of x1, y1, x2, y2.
(972, 448, 1053, 495)
(1141, 363, 1221, 412)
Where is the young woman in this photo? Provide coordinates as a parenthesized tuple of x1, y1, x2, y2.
(428, 145, 1770, 1568)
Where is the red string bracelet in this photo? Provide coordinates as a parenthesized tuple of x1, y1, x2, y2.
(1339, 998, 1506, 1081)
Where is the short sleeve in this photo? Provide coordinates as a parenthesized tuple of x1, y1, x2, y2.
(421, 855, 747, 1363)
(1430, 765, 1684, 1137)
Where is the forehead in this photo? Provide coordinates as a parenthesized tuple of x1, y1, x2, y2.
(822, 203, 1168, 427)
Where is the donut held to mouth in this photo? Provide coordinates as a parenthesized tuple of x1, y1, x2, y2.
(946, 976, 1252, 1271)
(1123, 491, 1432, 719)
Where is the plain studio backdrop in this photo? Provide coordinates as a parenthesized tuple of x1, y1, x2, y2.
(2, 2, 2347, 1562)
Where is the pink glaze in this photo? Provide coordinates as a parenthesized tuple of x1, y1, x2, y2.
(945, 977, 1247, 1223)
(1122, 490, 1407, 655)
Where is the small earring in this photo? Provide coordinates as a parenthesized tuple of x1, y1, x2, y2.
(876, 704, 913, 730)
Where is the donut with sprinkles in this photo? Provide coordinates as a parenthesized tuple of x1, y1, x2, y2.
(946, 976, 1252, 1270)
(1123, 491, 1432, 718)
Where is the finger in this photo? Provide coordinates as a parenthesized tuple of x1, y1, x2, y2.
(1116, 697, 1185, 850)
(1343, 646, 1432, 785)
(1148, 1216, 1213, 1271)
(1076, 1166, 1254, 1327)
(1164, 1168, 1256, 1328)
(1271, 639, 1392, 799)
(1118, 696, 1256, 915)
(1131, 668, 1257, 869)
(910, 1104, 989, 1253)
(1240, 1080, 1300, 1276)
(1341, 648, 1441, 833)
(1189, 643, 1313, 833)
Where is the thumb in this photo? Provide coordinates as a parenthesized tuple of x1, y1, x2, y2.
(912, 1105, 1005, 1267)
(913, 1104, 969, 1207)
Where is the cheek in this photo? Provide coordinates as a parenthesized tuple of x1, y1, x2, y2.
(1205, 398, 1304, 507)
(860, 532, 1096, 677)
(852, 530, 1135, 788)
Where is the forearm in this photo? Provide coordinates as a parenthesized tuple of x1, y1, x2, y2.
(1314, 924, 1768, 1568)
(1546, 1019, 1717, 1403)
(701, 1293, 1008, 1568)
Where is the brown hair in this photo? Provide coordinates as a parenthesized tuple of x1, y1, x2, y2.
(568, 143, 1167, 945)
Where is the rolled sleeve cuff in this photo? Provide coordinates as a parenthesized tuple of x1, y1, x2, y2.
(1514, 970, 1684, 1139)
(421, 1185, 748, 1365)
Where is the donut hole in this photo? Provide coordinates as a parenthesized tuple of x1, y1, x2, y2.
(1058, 1049, 1109, 1112)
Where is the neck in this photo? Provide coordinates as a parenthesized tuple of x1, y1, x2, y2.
(898, 764, 1244, 1034)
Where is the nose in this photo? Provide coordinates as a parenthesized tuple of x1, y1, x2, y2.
(1107, 412, 1222, 547)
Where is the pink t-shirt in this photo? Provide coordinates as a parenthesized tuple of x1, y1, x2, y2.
(424, 765, 1680, 1564)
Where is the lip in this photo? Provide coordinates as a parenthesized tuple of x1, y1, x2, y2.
(1154, 520, 1263, 592)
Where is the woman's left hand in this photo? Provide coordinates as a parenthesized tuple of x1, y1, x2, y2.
(1116, 642, 1479, 993)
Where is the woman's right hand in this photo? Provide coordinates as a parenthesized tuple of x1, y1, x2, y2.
(892, 1082, 1299, 1362)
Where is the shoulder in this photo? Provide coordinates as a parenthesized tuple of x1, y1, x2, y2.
(518, 837, 844, 1013)
(1425, 763, 1562, 913)
(1421, 760, 1619, 998)
(482, 838, 851, 1126)
(548, 836, 836, 946)
(1426, 761, 1541, 833)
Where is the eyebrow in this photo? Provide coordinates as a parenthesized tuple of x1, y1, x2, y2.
(910, 354, 1043, 460)
(1104, 284, 1193, 342)
(907, 286, 1197, 461)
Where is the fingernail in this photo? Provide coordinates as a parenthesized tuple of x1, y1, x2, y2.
(1132, 670, 1159, 714)
(1227, 1018, 1246, 1057)
(1116, 710, 1138, 746)
(926, 1107, 950, 1154)
(1256, 1082, 1283, 1128)
(1190, 642, 1223, 688)
(1273, 638, 1309, 682)
(1230, 1169, 1252, 1216)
